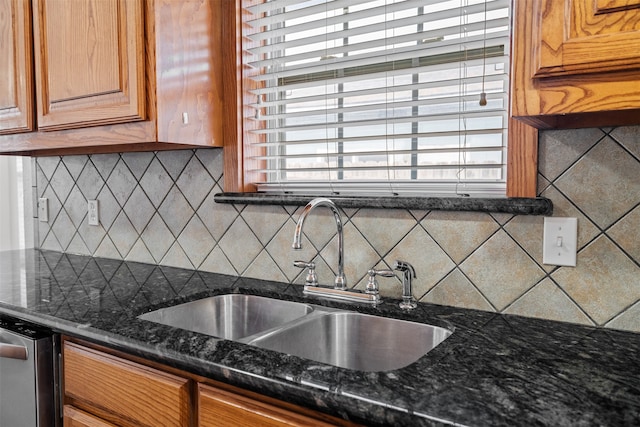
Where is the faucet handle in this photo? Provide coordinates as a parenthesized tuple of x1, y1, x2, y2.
(367, 268, 396, 280)
(365, 268, 395, 296)
(294, 260, 318, 286)
(368, 268, 396, 278)
(364, 268, 394, 303)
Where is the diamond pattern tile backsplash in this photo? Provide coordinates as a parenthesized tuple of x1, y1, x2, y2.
(34, 127, 640, 333)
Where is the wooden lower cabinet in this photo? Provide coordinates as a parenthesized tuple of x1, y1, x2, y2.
(63, 340, 192, 427)
(62, 338, 360, 427)
(198, 384, 334, 427)
(63, 405, 118, 427)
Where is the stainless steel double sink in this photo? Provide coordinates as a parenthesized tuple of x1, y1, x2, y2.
(138, 294, 452, 372)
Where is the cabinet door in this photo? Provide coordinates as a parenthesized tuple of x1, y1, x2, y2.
(511, 0, 640, 128)
(32, 0, 146, 131)
(535, 0, 640, 77)
(154, 0, 224, 146)
(64, 405, 117, 427)
(64, 341, 192, 427)
(0, 0, 34, 134)
(198, 383, 334, 427)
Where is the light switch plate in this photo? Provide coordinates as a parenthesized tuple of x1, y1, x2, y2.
(38, 198, 48, 222)
(543, 217, 577, 267)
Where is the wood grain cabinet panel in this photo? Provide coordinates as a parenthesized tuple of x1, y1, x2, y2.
(535, 0, 640, 77)
(32, 0, 146, 131)
(0, 0, 223, 154)
(511, 0, 640, 128)
(0, 0, 34, 134)
(63, 405, 118, 427)
(153, 0, 223, 146)
(198, 383, 335, 427)
(63, 341, 192, 427)
(62, 337, 361, 427)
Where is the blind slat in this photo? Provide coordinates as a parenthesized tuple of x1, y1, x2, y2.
(251, 127, 506, 148)
(252, 92, 508, 121)
(250, 39, 508, 81)
(255, 182, 507, 197)
(247, 0, 509, 42)
(254, 146, 506, 161)
(248, 15, 508, 60)
(250, 55, 507, 96)
(249, 109, 507, 134)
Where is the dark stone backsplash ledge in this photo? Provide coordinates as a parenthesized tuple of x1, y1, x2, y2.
(214, 193, 553, 215)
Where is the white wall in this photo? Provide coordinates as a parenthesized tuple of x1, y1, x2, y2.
(0, 156, 33, 251)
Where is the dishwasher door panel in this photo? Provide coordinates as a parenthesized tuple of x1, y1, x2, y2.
(0, 319, 57, 427)
(0, 329, 38, 427)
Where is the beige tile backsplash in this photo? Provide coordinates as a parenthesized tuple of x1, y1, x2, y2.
(34, 127, 640, 333)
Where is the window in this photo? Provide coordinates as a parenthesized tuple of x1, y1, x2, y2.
(240, 0, 511, 197)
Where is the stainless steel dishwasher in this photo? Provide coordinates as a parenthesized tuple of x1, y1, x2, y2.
(0, 316, 59, 427)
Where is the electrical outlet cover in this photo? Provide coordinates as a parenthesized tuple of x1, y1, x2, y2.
(543, 217, 578, 267)
(38, 198, 48, 222)
(88, 200, 99, 226)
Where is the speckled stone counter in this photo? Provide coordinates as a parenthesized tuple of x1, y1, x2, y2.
(0, 249, 638, 426)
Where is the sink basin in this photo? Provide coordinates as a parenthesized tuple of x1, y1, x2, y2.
(249, 312, 451, 372)
(139, 294, 451, 371)
(138, 294, 313, 340)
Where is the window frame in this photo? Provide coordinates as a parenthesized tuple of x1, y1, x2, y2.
(221, 0, 537, 199)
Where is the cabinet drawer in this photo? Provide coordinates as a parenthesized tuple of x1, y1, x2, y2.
(63, 341, 191, 427)
(64, 405, 117, 427)
(198, 383, 333, 427)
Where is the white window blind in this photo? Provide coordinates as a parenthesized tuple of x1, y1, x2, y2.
(243, 0, 510, 196)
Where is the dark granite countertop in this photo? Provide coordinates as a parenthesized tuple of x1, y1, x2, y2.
(0, 249, 638, 426)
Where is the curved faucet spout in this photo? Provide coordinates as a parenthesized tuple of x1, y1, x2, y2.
(292, 198, 346, 290)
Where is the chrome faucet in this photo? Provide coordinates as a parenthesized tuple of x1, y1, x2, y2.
(292, 198, 347, 290)
(292, 199, 414, 307)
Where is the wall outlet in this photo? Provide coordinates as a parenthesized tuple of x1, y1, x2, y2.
(38, 198, 48, 222)
(88, 200, 99, 226)
(543, 217, 578, 267)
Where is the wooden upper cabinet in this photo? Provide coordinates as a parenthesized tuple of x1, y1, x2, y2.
(0, 0, 223, 154)
(511, 0, 640, 129)
(32, 0, 146, 131)
(535, 0, 640, 77)
(0, 0, 34, 134)
(153, 0, 223, 145)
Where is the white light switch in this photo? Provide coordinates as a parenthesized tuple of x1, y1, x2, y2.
(88, 200, 99, 226)
(543, 217, 577, 267)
